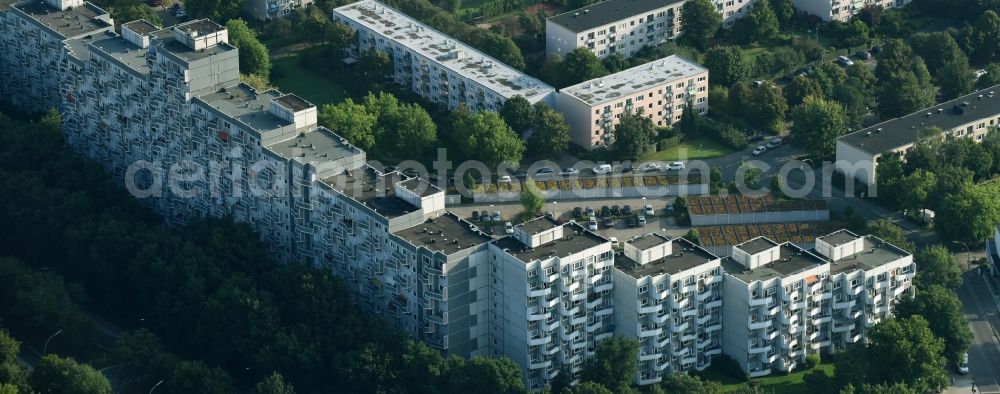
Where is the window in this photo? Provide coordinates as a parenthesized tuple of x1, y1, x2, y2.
(639, 285, 648, 294)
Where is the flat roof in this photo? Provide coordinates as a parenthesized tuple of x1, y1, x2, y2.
(174, 19, 224, 36)
(627, 233, 671, 251)
(398, 177, 442, 197)
(393, 212, 492, 254)
(687, 194, 827, 216)
(90, 34, 150, 74)
(840, 84, 1000, 155)
(122, 19, 157, 35)
(322, 166, 420, 218)
(561, 55, 706, 106)
(275, 94, 313, 112)
(493, 222, 607, 263)
(616, 238, 718, 278)
(723, 244, 827, 282)
(735, 237, 780, 255)
(830, 236, 911, 275)
(548, 0, 684, 33)
(696, 221, 849, 247)
(516, 216, 561, 234)
(195, 84, 290, 132)
(266, 128, 361, 166)
(817, 229, 860, 247)
(1, 0, 20, 11)
(64, 29, 112, 62)
(334, 0, 554, 101)
(14, 1, 111, 38)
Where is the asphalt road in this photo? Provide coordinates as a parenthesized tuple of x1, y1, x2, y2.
(958, 270, 1000, 394)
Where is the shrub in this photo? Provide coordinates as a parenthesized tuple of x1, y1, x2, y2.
(804, 354, 821, 369)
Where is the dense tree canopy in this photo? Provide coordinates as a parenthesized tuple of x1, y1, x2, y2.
(937, 183, 1000, 243)
(790, 97, 848, 159)
(499, 95, 534, 134)
(28, 355, 111, 394)
(227, 19, 272, 78)
(897, 285, 972, 366)
(318, 98, 378, 152)
(681, 0, 721, 50)
(452, 108, 525, 169)
(704, 46, 751, 87)
(581, 337, 638, 394)
(183, 0, 241, 22)
(527, 103, 572, 157)
(837, 316, 949, 393)
(914, 245, 963, 290)
(612, 111, 657, 160)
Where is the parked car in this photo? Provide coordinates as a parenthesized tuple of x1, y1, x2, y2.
(586, 207, 595, 218)
(644, 204, 654, 216)
(766, 137, 782, 149)
(837, 56, 854, 67)
(603, 218, 614, 228)
(637, 215, 647, 226)
(574, 206, 583, 218)
(513, 171, 528, 179)
(610, 205, 621, 216)
(492, 211, 501, 222)
(588, 218, 598, 231)
(855, 50, 872, 60)
(545, 211, 554, 219)
(593, 164, 613, 174)
(471, 211, 479, 221)
(609, 237, 620, 249)
(601, 206, 610, 217)
(534, 168, 557, 179)
(958, 352, 969, 374)
(638, 162, 662, 172)
(666, 204, 675, 216)
(481, 210, 491, 222)
(625, 216, 636, 227)
(622, 205, 632, 216)
(561, 167, 580, 176)
(870, 46, 882, 55)
(667, 161, 686, 171)
(498, 175, 512, 183)
(504, 222, 514, 234)
(752, 146, 767, 156)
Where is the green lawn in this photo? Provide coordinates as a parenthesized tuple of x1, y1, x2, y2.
(641, 138, 736, 161)
(700, 363, 837, 394)
(270, 55, 349, 106)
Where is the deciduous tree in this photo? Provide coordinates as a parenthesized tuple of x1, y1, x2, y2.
(790, 97, 848, 159)
(581, 337, 639, 394)
(499, 96, 534, 134)
(613, 111, 657, 160)
(897, 285, 972, 366)
(227, 19, 271, 78)
(527, 103, 571, 157)
(681, 0, 721, 50)
(29, 355, 111, 394)
(704, 46, 750, 86)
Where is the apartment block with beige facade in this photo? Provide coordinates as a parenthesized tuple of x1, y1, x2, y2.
(556, 55, 708, 149)
(792, 0, 910, 22)
(545, 0, 758, 60)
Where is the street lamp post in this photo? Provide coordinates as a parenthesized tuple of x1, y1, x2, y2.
(42, 329, 63, 355)
(149, 379, 164, 394)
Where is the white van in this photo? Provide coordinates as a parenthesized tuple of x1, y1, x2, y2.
(593, 164, 613, 174)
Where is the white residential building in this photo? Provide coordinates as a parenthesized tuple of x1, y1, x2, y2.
(545, 0, 757, 59)
(836, 85, 1000, 189)
(490, 218, 616, 391)
(612, 234, 723, 385)
(332, 0, 555, 112)
(556, 55, 708, 148)
(792, 0, 910, 22)
(720, 231, 914, 376)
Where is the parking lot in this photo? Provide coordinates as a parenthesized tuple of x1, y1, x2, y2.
(449, 195, 693, 242)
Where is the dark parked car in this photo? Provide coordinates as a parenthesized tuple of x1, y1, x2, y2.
(610, 205, 621, 216)
(480, 210, 490, 222)
(856, 50, 872, 60)
(574, 207, 583, 218)
(626, 216, 637, 227)
(471, 211, 479, 221)
(601, 206, 610, 217)
(666, 204, 675, 216)
(603, 218, 614, 228)
(622, 205, 632, 216)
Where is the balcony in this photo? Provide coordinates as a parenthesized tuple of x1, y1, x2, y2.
(892, 284, 909, 297)
(594, 281, 613, 293)
(639, 347, 660, 361)
(748, 319, 772, 330)
(528, 286, 552, 298)
(682, 283, 698, 293)
(529, 358, 551, 369)
(586, 297, 603, 309)
(528, 331, 551, 346)
(696, 313, 713, 325)
(571, 314, 587, 326)
(761, 330, 779, 341)
(697, 290, 715, 301)
(833, 299, 855, 310)
(671, 321, 690, 333)
(832, 323, 852, 333)
(638, 301, 662, 314)
(705, 299, 723, 309)
(570, 291, 587, 302)
(639, 324, 662, 338)
(750, 296, 774, 306)
(748, 342, 772, 354)
(681, 307, 698, 318)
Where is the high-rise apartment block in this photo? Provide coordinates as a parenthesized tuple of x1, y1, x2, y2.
(0, 0, 113, 113)
(243, 0, 312, 21)
(612, 234, 723, 385)
(332, 0, 555, 112)
(556, 55, 708, 148)
(0, 0, 916, 389)
(720, 231, 914, 376)
(792, 0, 910, 22)
(545, 0, 757, 59)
